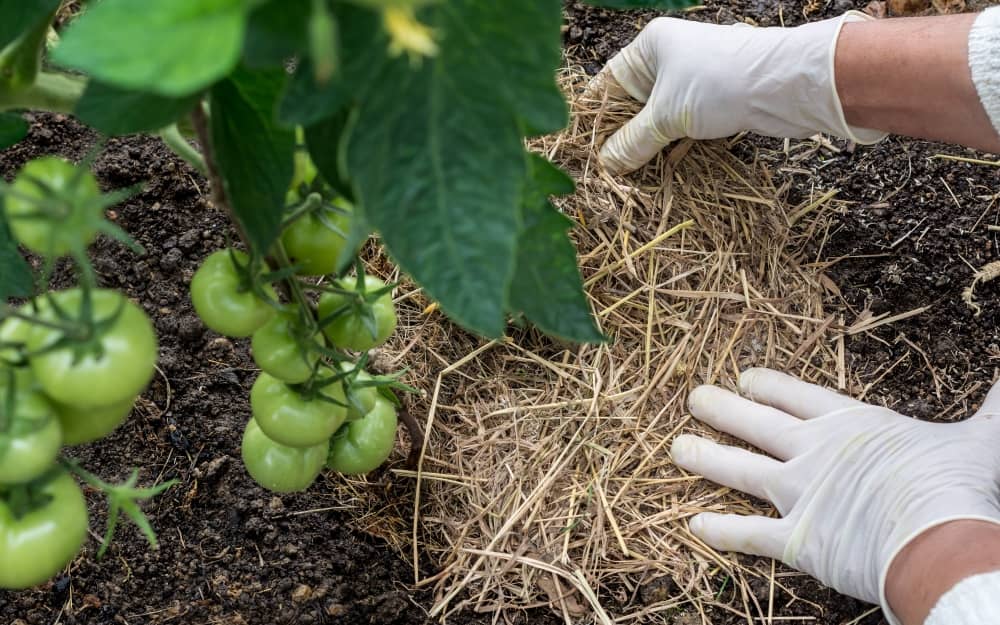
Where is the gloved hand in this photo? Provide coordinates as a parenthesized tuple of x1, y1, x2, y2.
(594, 13, 887, 173)
(672, 368, 1000, 625)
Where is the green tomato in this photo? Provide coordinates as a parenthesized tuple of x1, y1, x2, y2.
(0, 385, 62, 485)
(0, 310, 34, 366)
(326, 397, 398, 475)
(337, 363, 378, 422)
(190, 249, 277, 337)
(241, 418, 327, 493)
(290, 148, 318, 194)
(250, 372, 347, 448)
(251, 312, 320, 385)
(318, 275, 397, 351)
(3, 157, 103, 257)
(27, 289, 157, 408)
(0, 470, 89, 589)
(281, 204, 353, 277)
(51, 395, 136, 446)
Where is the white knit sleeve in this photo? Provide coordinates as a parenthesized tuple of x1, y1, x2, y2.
(969, 7, 1000, 137)
(924, 571, 1000, 625)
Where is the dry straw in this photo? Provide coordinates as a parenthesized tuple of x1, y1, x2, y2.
(337, 68, 848, 624)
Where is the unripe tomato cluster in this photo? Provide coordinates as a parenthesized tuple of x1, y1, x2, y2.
(190, 156, 401, 494)
(0, 158, 159, 589)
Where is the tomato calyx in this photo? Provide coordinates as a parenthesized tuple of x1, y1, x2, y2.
(316, 269, 397, 342)
(281, 191, 325, 228)
(26, 288, 130, 363)
(59, 457, 177, 558)
(286, 367, 351, 409)
(0, 156, 144, 259)
(224, 247, 282, 303)
(330, 357, 417, 417)
(0, 465, 64, 520)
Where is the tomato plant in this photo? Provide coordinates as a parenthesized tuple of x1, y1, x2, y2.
(319, 274, 397, 352)
(0, 0, 690, 590)
(241, 418, 328, 493)
(251, 310, 320, 384)
(327, 397, 398, 475)
(0, 384, 62, 485)
(4, 156, 104, 257)
(190, 249, 277, 338)
(0, 308, 33, 365)
(27, 288, 157, 408)
(250, 371, 347, 448)
(0, 470, 89, 590)
(51, 395, 135, 446)
(281, 201, 354, 277)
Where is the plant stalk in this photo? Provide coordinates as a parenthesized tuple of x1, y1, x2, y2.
(190, 104, 310, 314)
(158, 124, 207, 176)
(0, 8, 58, 92)
(0, 71, 85, 115)
(190, 105, 253, 248)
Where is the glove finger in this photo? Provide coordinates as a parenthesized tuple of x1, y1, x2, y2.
(581, 67, 632, 103)
(974, 378, 1000, 417)
(689, 512, 788, 561)
(739, 368, 866, 420)
(688, 385, 802, 459)
(605, 31, 658, 103)
(671, 434, 794, 513)
(598, 103, 678, 175)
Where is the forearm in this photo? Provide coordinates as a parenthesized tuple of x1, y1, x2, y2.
(835, 13, 1000, 152)
(886, 520, 1000, 625)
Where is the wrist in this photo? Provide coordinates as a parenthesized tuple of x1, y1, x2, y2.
(740, 12, 885, 143)
(886, 520, 1000, 625)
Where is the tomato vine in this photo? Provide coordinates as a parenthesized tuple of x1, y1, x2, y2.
(0, 0, 694, 591)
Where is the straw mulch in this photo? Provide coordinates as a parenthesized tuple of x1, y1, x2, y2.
(342, 69, 853, 623)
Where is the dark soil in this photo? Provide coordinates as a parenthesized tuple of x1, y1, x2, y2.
(3, 2, 997, 624)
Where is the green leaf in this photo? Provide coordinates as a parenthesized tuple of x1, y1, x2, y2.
(242, 0, 311, 68)
(75, 82, 201, 136)
(278, 5, 383, 126)
(52, 0, 250, 97)
(345, 0, 566, 337)
(0, 0, 59, 50)
(305, 110, 372, 274)
(210, 66, 295, 255)
(583, 0, 697, 8)
(480, 0, 567, 135)
(0, 113, 27, 150)
(527, 153, 575, 197)
(510, 155, 602, 343)
(0, 210, 33, 300)
(304, 108, 355, 200)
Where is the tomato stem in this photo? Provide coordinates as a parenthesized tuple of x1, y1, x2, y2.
(190, 104, 255, 250)
(0, 71, 84, 115)
(281, 192, 323, 228)
(272, 245, 317, 322)
(1, 305, 84, 337)
(0, 372, 13, 433)
(157, 124, 207, 176)
(0, 8, 58, 94)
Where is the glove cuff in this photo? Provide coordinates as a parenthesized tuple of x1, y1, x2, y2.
(827, 11, 888, 145)
(878, 515, 1000, 625)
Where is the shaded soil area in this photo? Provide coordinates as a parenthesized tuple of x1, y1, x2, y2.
(3, 2, 998, 625)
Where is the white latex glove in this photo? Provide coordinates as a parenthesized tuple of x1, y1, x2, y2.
(596, 13, 887, 173)
(672, 368, 1000, 625)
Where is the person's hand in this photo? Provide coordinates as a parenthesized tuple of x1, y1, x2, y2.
(672, 368, 1000, 625)
(594, 13, 886, 173)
